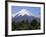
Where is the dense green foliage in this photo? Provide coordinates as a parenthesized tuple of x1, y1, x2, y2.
(12, 19, 40, 31)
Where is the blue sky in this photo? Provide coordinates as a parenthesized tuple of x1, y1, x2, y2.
(12, 6, 40, 17)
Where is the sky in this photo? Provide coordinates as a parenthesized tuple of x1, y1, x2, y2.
(12, 6, 40, 18)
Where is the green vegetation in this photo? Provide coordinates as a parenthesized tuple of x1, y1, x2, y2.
(12, 19, 40, 31)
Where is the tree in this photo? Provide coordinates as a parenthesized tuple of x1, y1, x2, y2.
(12, 21, 16, 31)
(35, 22, 40, 29)
(30, 19, 40, 30)
(31, 19, 38, 26)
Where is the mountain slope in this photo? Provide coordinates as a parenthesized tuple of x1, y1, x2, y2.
(12, 9, 40, 23)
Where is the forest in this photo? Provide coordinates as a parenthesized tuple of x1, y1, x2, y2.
(12, 19, 40, 31)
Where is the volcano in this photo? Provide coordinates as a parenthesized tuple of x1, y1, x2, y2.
(12, 9, 40, 22)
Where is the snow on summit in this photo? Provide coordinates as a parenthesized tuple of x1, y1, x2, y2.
(12, 9, 34, 17)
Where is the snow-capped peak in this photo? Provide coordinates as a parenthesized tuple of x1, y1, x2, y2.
(12, 9, 34, 17)
(17, 9, 31, 16)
